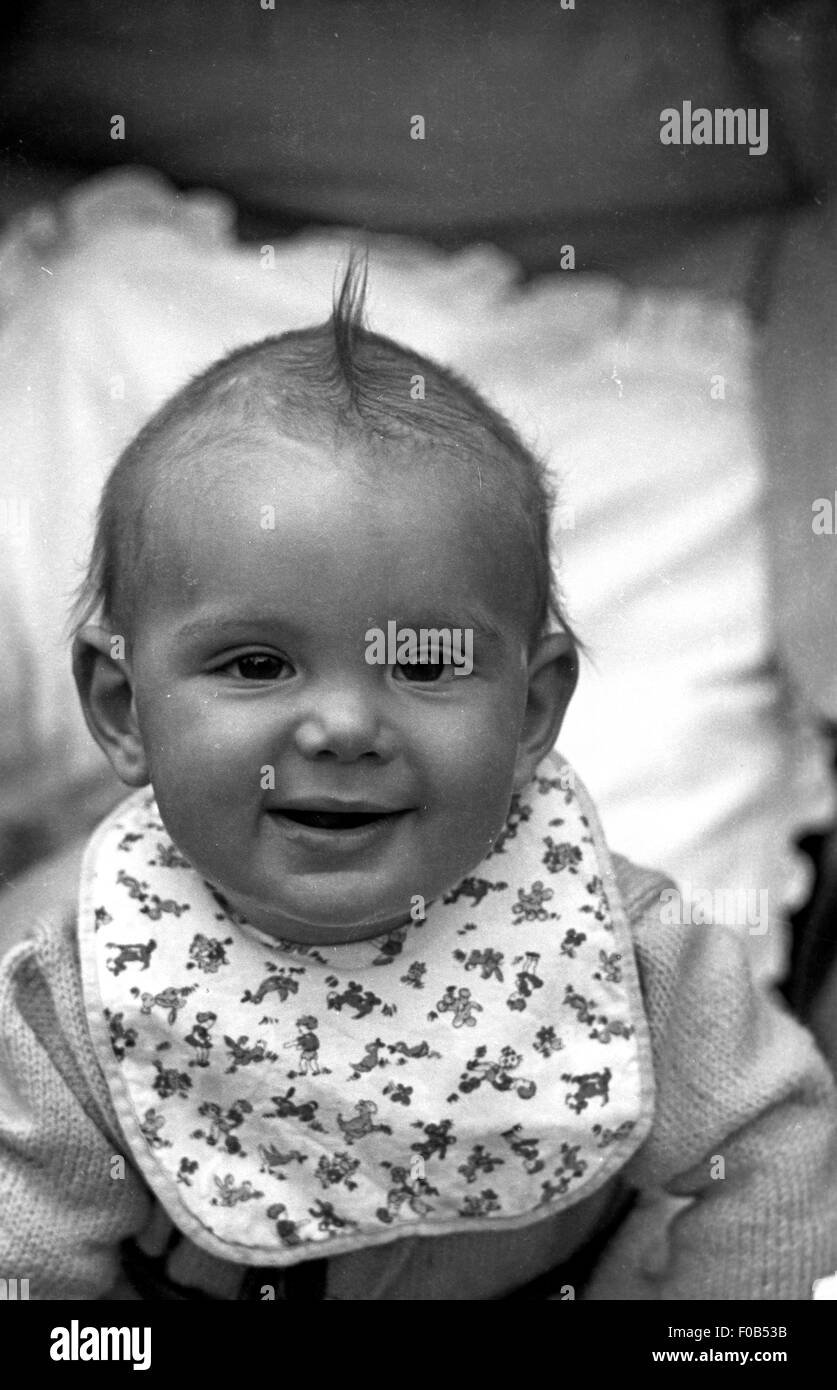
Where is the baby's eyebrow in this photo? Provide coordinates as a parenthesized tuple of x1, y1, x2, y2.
(173, 615, 302, 644)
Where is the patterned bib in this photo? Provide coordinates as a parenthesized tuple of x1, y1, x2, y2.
(79, 754, 655, 1267)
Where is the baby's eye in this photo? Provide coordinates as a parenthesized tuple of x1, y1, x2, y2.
(393, 657, 455, 685)
(223, 653, 294, 681)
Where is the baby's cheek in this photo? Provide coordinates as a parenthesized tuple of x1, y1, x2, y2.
(456, 697, 522, 779)
(432, 723, 520, 834)
(146, 694, 252, 769)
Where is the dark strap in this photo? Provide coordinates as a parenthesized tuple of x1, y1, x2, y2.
(119, 1234, 216, 1301)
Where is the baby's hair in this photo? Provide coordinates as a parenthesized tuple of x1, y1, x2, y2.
(70, 252, 580, 652)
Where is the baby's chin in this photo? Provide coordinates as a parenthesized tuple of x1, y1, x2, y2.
(236, 900, 418, 948)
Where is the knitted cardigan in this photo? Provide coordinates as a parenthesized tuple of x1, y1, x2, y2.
(1, 847, 837, 1300)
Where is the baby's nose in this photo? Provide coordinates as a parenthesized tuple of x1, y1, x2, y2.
(293, 689, 393, 762)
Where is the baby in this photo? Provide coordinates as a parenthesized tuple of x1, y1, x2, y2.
(2, 261, 837, 1301)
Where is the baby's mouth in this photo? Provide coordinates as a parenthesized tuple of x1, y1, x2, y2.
(277, 809, 394, 831)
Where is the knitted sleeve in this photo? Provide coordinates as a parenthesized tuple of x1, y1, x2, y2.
(585, 860, 837, 1300)
(0, 915, 153, 1299)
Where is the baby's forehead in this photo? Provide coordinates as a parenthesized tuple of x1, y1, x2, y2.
(145, 418, 512, 533)
(129, 425, 539, 633)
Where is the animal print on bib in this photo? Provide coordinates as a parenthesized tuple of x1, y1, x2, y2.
(79, 755, 654, 1266)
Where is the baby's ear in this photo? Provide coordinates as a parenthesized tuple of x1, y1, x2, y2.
(72, 625, 150, 787)
(513, 632, 578, 791)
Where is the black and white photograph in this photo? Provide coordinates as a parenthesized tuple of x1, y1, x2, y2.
(0, 0, 836, 1353)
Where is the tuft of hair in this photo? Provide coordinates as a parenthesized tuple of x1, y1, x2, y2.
(331, 251, 368, 409)
(69, 252, 581, 654)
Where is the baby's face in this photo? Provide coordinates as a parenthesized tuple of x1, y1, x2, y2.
(124, 433, 547, 944)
